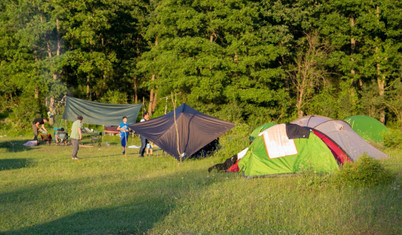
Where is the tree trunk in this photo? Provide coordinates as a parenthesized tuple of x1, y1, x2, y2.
(376, 46, 386, 123)
(142, 96, 146, 114)
(56, 18, 60, 56)
(350, 17, 356, 77)
(133, 75, 138, 104)
(375, 6, 385, 124)
(48, 18, 61, 126)
(296, 78, 304, 118)
(152, 89, 158, 112)
(49, 97, 54, 125)
(297, 96, 304, 118)
(86, 77, 90, 99)
(148, 36, 158, 115)
(148, 74, 155, 115)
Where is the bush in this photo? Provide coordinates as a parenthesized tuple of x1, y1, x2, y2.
(333, 155, 395, 188)
(10, 97, 42, 128)
(99, 90, 128, 104)
(383, 129, 402, 149)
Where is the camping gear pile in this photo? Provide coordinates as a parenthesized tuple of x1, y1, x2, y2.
(214, 115, 389, 178)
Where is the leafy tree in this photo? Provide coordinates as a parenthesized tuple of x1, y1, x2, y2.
(319, 0, 401, 123)
(0, 0, 400, 131)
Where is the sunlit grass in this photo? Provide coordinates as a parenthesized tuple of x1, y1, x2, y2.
(0, 133, 401, 234)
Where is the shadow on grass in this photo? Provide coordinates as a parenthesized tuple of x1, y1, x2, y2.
(3, 201, 171, 234)
(0, 140, 35, 153)
(1, 169, 218, 234)
(0, 159, 33, 171)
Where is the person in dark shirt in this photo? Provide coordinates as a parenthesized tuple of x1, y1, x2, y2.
(32, 118, 48, 141)
(138, 112, 149, 157)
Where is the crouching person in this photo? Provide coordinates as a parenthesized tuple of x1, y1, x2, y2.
(55, 128, 69, 145)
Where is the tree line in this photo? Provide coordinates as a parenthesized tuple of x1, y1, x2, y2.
(0, 0, 401, 130)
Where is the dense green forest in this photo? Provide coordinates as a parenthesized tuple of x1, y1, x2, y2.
(0, 0, 401, 130)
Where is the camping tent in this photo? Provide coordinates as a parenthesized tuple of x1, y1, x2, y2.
(130, 103, 234, 161)
(237, 124, 339, 177)
(291, 116, 388, 161)
(63, 96, 142, 126)
(249, 122, 276, 142)
(344, 115, 390, 143)
(291, 115, 331, 127)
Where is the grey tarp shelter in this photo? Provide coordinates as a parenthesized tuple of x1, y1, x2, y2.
(130, 103, 235, 161)
(63, 96, 142, 126)
(291, 115, 388, 161)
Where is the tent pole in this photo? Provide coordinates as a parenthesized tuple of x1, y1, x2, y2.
(171, 93, 181, 163)
(102, 125, 104, 147)
(125, 131, 127, 159)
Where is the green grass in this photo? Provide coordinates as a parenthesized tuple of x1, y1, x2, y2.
(0, 133, 401, 234)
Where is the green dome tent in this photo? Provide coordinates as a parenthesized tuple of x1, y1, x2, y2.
(344, 115, 390, 143)
(249, 122, 276, 142)
(239, 124, 339, 177)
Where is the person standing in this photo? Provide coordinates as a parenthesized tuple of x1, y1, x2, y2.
(138, 112, 149, 157)
(146, 141, 154, 156)
(70, 116, 83, 160)
(32, 117, 48, 141)
(117, 116, 131, 155)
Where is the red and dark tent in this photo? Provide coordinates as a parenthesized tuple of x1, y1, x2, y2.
(130, 103, 234, 161)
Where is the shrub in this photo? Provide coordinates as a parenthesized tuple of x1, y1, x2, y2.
(333, 155, 395, 188)
(10, 97, 42, 129)
(99, 90, 128, 104)
(383, 129, 402, 149)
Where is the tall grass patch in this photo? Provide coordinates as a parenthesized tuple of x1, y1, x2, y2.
(333, 155, 396, 187)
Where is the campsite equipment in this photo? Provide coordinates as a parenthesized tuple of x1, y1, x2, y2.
(291, 115, 388, 161)
(104, 126, 120, 135)
(130, 103, 234, 161)
(54, 128, 69, 145)
(238, 124, 339, 177)
(291, 115, 332, 127)
(23, 140, 38, 146)
(344, 115, 390, 143)
(63, 96, 142, 126)
(249, 122, 276, 143)
(62, 96, 142, 146)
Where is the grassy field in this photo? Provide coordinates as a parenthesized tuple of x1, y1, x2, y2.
(0, 132, 401, 234)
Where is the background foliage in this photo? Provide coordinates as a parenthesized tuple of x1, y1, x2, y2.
(0, 0, 401, 130)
